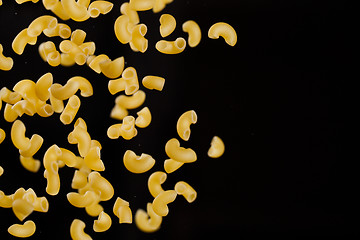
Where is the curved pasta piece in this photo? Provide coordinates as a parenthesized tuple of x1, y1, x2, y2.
(208, 22, 237, 47)
(43, 0, 71, 20)
(174, 181, 197, 203)
(88, 171, 114, 201)
(8, 220, 36, 238)
(11, 120, 31, 151)
(107, 116, 137, 140)
(34, 196, 49, 212)
(114, 15, 133, 44)
(129, 0, 155, 11)
(35, 72, 53, 101)
(115, 90, 145, 109)
(0, 190, 13, 208)
(88, 1, 114, 18)
(27, 15, 58, 37)
(61, 0, 90, 22)
(207, 136, 225, 158)
(50, 76, 93, 100)
(142, 76, 165, 91)
(135, 107, 151, 128)
(113, 197, 132, 223)
(20, 156, 41, 173)
(130, 24, 148, 53)
(67, 190, 99, 208)
(12, 199, 34, 221)
(176, 110, 197, 141)
(43, 144, 62, 170)
(182, 20, 201, 47)
(152, 190, 177, 216)
(123, 150, 155, 174)
(44, 168, 61, 195)
(148, 171, 167, 198)
(159, 14, 176, 37)
(19, 134, 43, 157)
(163, 159, 183, 174)
(85, 202, 103, 217)
(93, 211, 112, 232)
(99, 56, 125, 79)
(12, 28, 37, 55)
(0, 128, 5, 144)
(84, 147, 105, 171)
(120, 2, 139, 24)
(4, 104, 19, 122)
(0, 166, 3, 176)
(88, 54, 109, 73)
(135, 203, 162, 233)
(165, 138, 197, 163)
(0, 44, 14, 71)
(43, 23, 72, 39)
(70, 219, 92, 240)
(60, 95, 81, 125)
(155, 37, 186, 54)
(69, 126, 91, 157)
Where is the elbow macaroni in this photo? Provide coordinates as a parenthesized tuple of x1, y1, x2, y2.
(207, 136, 225, 158)
(60, 95, 81, 125)
(129, 0, 155, 11)
(88, 1, 114, 18)
(159, 14, 176, 38)
(8, 220, 36, 238)
(174, 181, 197, 203)
(135, 202, 162, 232)
(123, 150, 155, 173)
(165, 138, 197, 163)
(113, 197, 132, 223)
(182, 20, 202, 47)
(155, 37, 186, 54)
(135, 107, 152, 128)
(27, 15, 58, 38)
(70, 219, 92, 240)
(11, 120, 31, 151)
(152, 190, 177, 217)
(93, 211, 112, 232)
(61, 0, 90, 22)
(208, 22, 237, 47)
(50, 76, 93, 100)
(148, 171, 167, 198)
(12, 28, 37, 55)
(176, 110, 197, 141)
(142, 76, 165, 91)
(0, 44, 14, 71)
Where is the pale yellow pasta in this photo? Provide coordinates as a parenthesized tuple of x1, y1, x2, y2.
(59, 147, 82, 168)
(43, 23, 72, 39)
(182, 20, 201, 47)
(35, 101, 54, 118)
(88, 1, 113, 18)
(148, 171, 167, 198)
(8, 220, 36, 238)
(59, 40, 87, 65)
(43, 0, 71, 21)
(60, 95, 81, 125)
(0, 166, 3, 176)
(71, 170, 88, 189)
(50, 92, 64, 113)
(99, 56, 125, 79)
(114, 15, 133, 44)
(93, 211, 112, 232)
(0, 190, 13, 208)
(152, 190, 177, 217)
(19, 133, 43, 157)
(11, 120, 31, 151)
(155, 37, 186, 54)
(163, 158, 183, 173)
(88, 171, 114, 201)
(176, 110, 197, 141)
(11, 79, 37, 102)
(0, 44, 14, 71)
(108, 78, 126, 95)
(174, 181, 197, 203)
(107, 116, 137, 140)
(129, 0, 155, 11)
(12, 28, 37, 55)
(67, 190, 99, 208)
(11, 100, 36, 117)
(0, 128, 5, 144)
(88, 54, 109, 73)
(16, 0, 39, 3)
(135, 203, 162, 233)
(70, 219, 92, 240)
(123, 150, 155, 174)
(110, 104, 128, 120)
(115, 90, 146, 109)
(50, 76, 93, 100)
(12, 199, 34, 221)
(70, 29, 86, 45)
(34, 196, 49, 212)
(208, 22, 237, 46)
(135, 107, 151, 128)
(142, 76, 165, 91)
(68, 125, 91, 157)
(44, 167, 61, 195)
(27, 15, 58, 38)
(43, 144, 61, 170)
(84, 147, 105, 171)
(35, 72, 53, 101)
(4, 104, 19, 122)
(165, 138, 197, 163)
(130, 24, 148, 53)
(1, 87, 22, 105)
(61, 0, 90, 22)
(79, 42, 96, 57)
(207, 136, 225, 158)
(85, 202, 103, 217)
(159, 14, 176, 38)
(122, 66, 140, 95)
(120, 2, 139, 24)
(60, 53, 76, 67)
(112, 197, 132, 223)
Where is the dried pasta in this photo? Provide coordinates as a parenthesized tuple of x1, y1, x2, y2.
(93, 211, 112, 232)
(50, 76, 93, 100)
(135, 203, 162, 232)
(120, 2, 139, 24)
(11, 120, 31, 151)
(208, 22, 237, 46)
(8, 220, 36, 238)
(107, 116, 138, 140)
(0, 44, 14, 71)
(35, 72, 53, 102)
(88, 1, 114, 18)
(174, 181, 197, 203)
(43, 23, 72, 39)
(148, 171, 167, 198)
(19, 133, 43, 158)
(84, 147, 105, 171)
(113, 197, 132, 223)
(163, 158, 183, 174)
(12, 199, 34, 221)
(176, 110, 197, 141)
(88, 171, 114, 201)
(0, 128, 5, 144)
(12, 28, 37, 55)
(135, 107, 152, 128)
(42, 0, 71, 21)
(182, 20, 202, 47)
(153, 0, 173, 13)
(114, 15, 133, 44)
(60, 95, 81, 125)
(123, 150, 155, 173)
(61, 0, 90, 22)
(70, 219, 92, 240)
(152, 190, 177, 217)
(0, 166, 3, 176)
(165, 138, 197, 163)
(99, 56, 125, 79)
(207, 136, 225, 158)
(142, 76, 165, 91)
(129, 0, 156, 11)
(27, 15, 58, 38)
(67, 190, 99, 208)
(159, 14, 176, 38)
(155, 37, 186, 54)
(130, 23, 148, 53)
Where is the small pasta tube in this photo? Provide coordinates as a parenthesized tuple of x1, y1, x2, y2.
(84, 147, 105, 171)
(129, 0, 155, 11)
(61, 0, 90, 22)
(99, 56, 125, 79)
(174, 181, 197, 203)
(11, 120, 31, 151)
(68, 125, 91, 157)
(20, 156, 41, 173)
(4, 104, 19, 122)
(1, 87, 22, 105)
(44, 168, 61, 195)
(135, 107, 151, 128)
(35, 72, 53, 101)
(88, 171, 114, 201)
(107, 116, 137, 140)
(85, 202, 104, 217)
(0, 190, 12, 208)
(50, 76, 93, 100)
(207, 136, 225, 158)
(163, 158, 183, 174)
(60, 95, 81, 125)
(70, 29, 86, 45)
(130, 24, 148, 53)
(113, 197, 132, 224)
(19, 133, 43, 157)
(59, 40, 87, 65)
(148, 171, 167, 198)
(33, 196, 49, 213)
(142, 76, 165, 91)
(176, 110, 197, 141)
(50, 92, 64, 113)
(0, 166, 3, 176)
(182, 20, 201, 47)
(15, 0, 39, 4)
(208, 22, 237, 47)
(115, 90, 146, 109)
(155, 37, 186, 54)
(67, 190, 99, 208)
(135, 203, 162, 233)
(88, 1, 114, 18)
(8, 220, 36, 238)
(43, 144, 62, 170)
(0, 44, 14, 71)
(152, 190, 177, 217)
(0, 128, 6, 144)
(43, 0, 71, 21)
(11, 100, 36, 117)
(152, 0, 173, 13)
(110, 104, 128, 120)
(43, 23, 72, 39)
(12, 199, 34, 221)
(38, 41, 61, 67)
(27, 15, 58, 37)
(71, 170, 88, 189)
(70, 219, 92, 240)
(88, 54, 109, 73)
(165, 138, 197, 163)
(12, 28, 37, 55)
(114, 15, 133, 44)
(159, 14, 176, 38)
(123, 150, 155, 174)
(93, 211, 112, 232)
(120, 2, 139, 24)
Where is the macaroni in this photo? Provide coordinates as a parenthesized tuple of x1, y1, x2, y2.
(38, 41, 61, 67)
(35, 72, 53, 102)
(16, 0, 39, 4)
(163, 159, 183, 173)
(19, 133, 43, 157)
(4, 104, 19, 122)
(208, 22, 237, 46)
(135, 203, 162, 232)
(99, 56, 125, 79)
(182, 20, 201, 47)
(20, 155, 41, 172)
(60, 94, 81, 125)
(148, 171, 167, 198)
(8, 220, 36, 238)
(88, 1, 114, 18)
(0, 128, 5, 144)
(113, 197, 132, 223)
(88, 171, 114, 201)
(176, 110, 197, 141)
(12, 198, 34, 221)
(110, 104, 128, 120)
(165, 138, 197, 163)
(50, 76, 93, 100)
(130, 24, 148, 53)
(135, 107, 151, 128)
(59, 40, 87, 65)
(84, 147, 105, 171)
(207, 136, 225, 158)
(67, 190, 99, 208)
(122, 67, 140, 95)
(123, 150, 155, 173)
(70, 219, 92, 240)
(142, 76, 165, 91)
(174, 181, 197, 203)
(61, 0, 90, 22)
(71, 170, 88, 189)
(68, 125, 91, 157)
(27, 15, 58, 38)
(71, 29, 86, 45)
(11, 100, 35, 117)
(43, 23, 72, 39)
(11, 120, 31, 151)
(120, 2, 139, 24)
(0, 44, 14, 71)
(50, 92, 64, 113)
(43, 144, 61, 170)
(114, 15, 132, 44)
(12, 28, 37, 55)
(129, 0, 155, 11)
(88, 54, 109, 73)
(44, 166, 61, 195)
(155, 37, 186, 54)
(152, 190, 177, 217)
(34, 196, 49, 213)
(0, 190, 12, 208)
(85, 202, 103, 217)
(1, 87, 22, 105)
(42, 0, 71, 21)
(107, 116, 138, 140)
(159, 14, 176, 38)
(115, 90, 146, 109)
(152, 0, 173, 13)
(0, 166, 3, 176)
(93, 211, 112, 232)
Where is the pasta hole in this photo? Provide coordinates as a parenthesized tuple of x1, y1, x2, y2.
(61, 114, 71, 125)
(188, 193, 197, 203)
(40, 198, 49, 212)
(48, 18, 57, 30)
(183, 130, 190, 141)
(89, 8, 100, 18)
(43, 105, 54, 115)
(59, 28, 71, 39)
(175, 38, 186, 49)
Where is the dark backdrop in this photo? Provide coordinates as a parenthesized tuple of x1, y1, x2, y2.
(0, 0, 353, 239)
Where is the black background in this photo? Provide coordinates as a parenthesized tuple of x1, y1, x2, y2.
(0, 0, 354, 239)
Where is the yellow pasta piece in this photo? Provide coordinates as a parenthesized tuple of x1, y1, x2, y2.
(130, 24, 148, 53)
(123, 150, 155, 174)
(174, 181, 197, 203)
(148, 171, 167, 198)
(88, 171, 114, 201)
(19, 133, 43, 157)
(114, 15, 133, 44)
(85, 202, 104, 217)
(60, 53, 76, 67)
(165, 138, 197, 163)
(0, 190, 13, 208)
(11, 100, 36, 117)
(43, 23, 72, 39)
(27, 15, 58, 38)
(59, 40, 87, 65)
(99, 56, 125, 79)
(60, 95, 81, 125)
(110, 104, 128, 120)
(93, 211, 112, 232)
(112, 197, 132, 223)
(34, 196, 49, 213)
(71, 170, 88, 189)
(15, 0, 39, 3)
(50, 76, 93, 100)
(43, 0, 71, 21)
(1, 87, 22, 105)
(12, 28, 37, 55)
(12, 199, 34, 221)
(0, 44, 14, 71)
(107, 116, 137, 140)
(120, 2, 139, 24)
(129, 0, 155, 11)
(61, 0, 90, 22)
(67, 190, 99, 208)
(50, 92, 64, 113)
(152, 190, 177, 216)
(43, 144, 61, 170)
(84, 147, 105, 171)
(88, 54, 109, 73)
(0, 128, 5, 144)
(155, 37, 186, 54)
(38, 41, 61, 67)
(164, 159, 183, 173)
(142, 76, 165, 91)
(35, 72, 53, 102)
(79, 42, 96, 56)
(70, 29, 86, 45)
(208, 22, 237, 46)
(0, 166, 3, 176)
(182, 20, 201, 47)
(135, 107, 151, 128)
(115, 90, 146, 109)
(207, 136, 225, 158)
(159, 14, 176, 38)
(11, 120, 31, 151)
(135, 203, 162, 233)
(70, 219, 92, 240)
(68, 125, 91, 157)
(44, 167, 61, 195)
(4, 104, 19, 122)
(20, 155, 41, 173)
(176, 110, 197, 141)
(88, 1, 114, 18)
(8, 220, 36, 238)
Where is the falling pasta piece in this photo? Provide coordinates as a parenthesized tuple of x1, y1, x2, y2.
(207, 136, 225, 158)
(208, 22, 237, 46)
